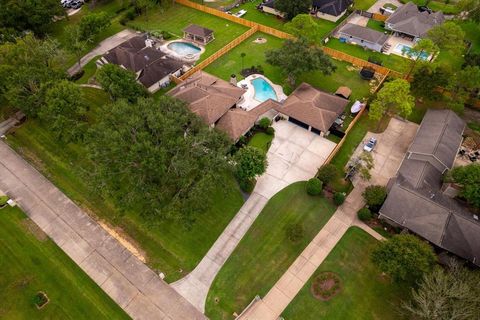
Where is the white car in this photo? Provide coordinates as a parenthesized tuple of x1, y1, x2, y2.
(363, 137, 377, 152)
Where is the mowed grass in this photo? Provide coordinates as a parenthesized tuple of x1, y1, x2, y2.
(127, 3, 249, 62)
(247, 132, 273, 153)
(205, 182, 337, 320)
(6, 87, 244, 282)
(282, 227, 409, 320)
(0, 206, 130, 319)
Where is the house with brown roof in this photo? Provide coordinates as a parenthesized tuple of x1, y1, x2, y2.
(379, 110, 480, 266)
(277, 83, 349, 135)
(183, 24, 215, 45)
(98, 35, 187, 92)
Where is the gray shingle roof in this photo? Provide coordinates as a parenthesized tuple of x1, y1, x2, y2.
(312, 0, 353, 16)
(183, 24, 214, 37)
(339, 23, 389, 45)
(385, 2, 444, 37)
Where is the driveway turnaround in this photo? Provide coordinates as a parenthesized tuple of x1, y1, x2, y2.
(172, 120, 336, 312)
(67, 29, 137, 75)
(0, 141, 206, 320)
(238, 118, 418, 320)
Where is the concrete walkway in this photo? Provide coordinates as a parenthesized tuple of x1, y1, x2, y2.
(0, 141, 206, 320)
(172, 121, 336, 312)
(238, 118, 418, 319)
(67, 29, 137, 75)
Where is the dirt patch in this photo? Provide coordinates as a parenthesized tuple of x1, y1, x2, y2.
(21, 218, 48, 242)
(98, 220, 147, 263)
(311, 272, 342, 301)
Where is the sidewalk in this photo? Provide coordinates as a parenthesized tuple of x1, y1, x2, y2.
(0, 141, 206, 320)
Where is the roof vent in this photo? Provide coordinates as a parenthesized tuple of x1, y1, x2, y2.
(474, 214, 479, 221)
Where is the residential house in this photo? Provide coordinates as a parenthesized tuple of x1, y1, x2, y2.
(379, 109, 480, 266)
(260, 0, 286, 18)
(98, 35, 187, 92)
(183, 24, 215, 45)
(276, 82, 349, 135)
(338, 23, 389, 52)
(385, 2, 444, 41)
(312, 0, 353, 22)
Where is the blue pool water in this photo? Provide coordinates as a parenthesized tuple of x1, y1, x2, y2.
(394, 44, 429, 60)
(167, 41, 201, 56)
(251, 78, 277, 102)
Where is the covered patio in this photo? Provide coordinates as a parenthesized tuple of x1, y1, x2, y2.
(183, 24, 215, 45)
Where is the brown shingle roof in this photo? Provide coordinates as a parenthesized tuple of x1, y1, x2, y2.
(278, 83, 348, 132)
(335, 86, 352, 99)
(183, 24, 214, 37)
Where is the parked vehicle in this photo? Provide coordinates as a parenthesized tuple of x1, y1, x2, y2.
(363, 137, 377, 152)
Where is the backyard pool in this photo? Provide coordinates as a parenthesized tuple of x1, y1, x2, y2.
(393, 43, 429, 60)
(251, 77, 278, 102)
(167, 41, 201, 56)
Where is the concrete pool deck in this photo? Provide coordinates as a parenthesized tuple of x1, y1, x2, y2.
(159, 39, 205, 62)
(237, 74, 287, 111)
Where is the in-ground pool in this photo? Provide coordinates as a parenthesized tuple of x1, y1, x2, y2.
(167, 41, 201, 56)
(251, 77, 278, 102)
(393, 43, 429, 60)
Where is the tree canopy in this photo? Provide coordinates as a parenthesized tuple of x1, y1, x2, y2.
(234, 146, 267, 182)
(427, 21, 466, 55)
(285, 14, 322, 44)
(87, 96, 233, 225)
(266, 38, 336, 87)
(275, 0, 311, 20)
(96, 63, 147, 102)
(448, 163, 480, 208)
(79, 12, 111, 41)
(369, 79, 415, 121)
(457, 0, 480, 22)
(411, 63, 451, 100)
(371, 234, 436, 285)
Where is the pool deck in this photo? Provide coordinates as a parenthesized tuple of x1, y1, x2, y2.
(159, 39, 204, 62)
(237, 74, 287, 111)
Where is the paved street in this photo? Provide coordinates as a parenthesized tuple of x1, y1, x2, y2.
(0, 141, 205, 320)
(172, 120, 337, 312)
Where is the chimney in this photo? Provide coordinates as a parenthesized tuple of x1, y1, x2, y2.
(230, 74, 237, 86)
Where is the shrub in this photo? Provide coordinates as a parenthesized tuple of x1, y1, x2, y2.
(357, 207, 372, 221)
(258, 117, 271, 129)
(0, 195, 8, 206)
(265, 126, 275, 136)
(333, 192, 345, 205)
(161, 30, 172, 40)
(306, 178, 323, 196)
(286, 223, 304, 243)
(362, 185, 387, 211)
(317, 164, 339, 185)
(239, 178, 255, 193)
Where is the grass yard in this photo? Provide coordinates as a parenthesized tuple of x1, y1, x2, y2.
(127, 4, 249, 62)
(0, 206, 129, 319)
(461, 21, 480, 53)
(205, 182, 337, 320)
(76, 55, 101, 84)
(354, 0, 379, 10)
(231, 0, 287, 30)
(366, 19, 385, 33)
(282, 227, 409, 320)
(6, 87, 244, 282)
(400, 0, 460, 14)
(247, 132, 274, 153)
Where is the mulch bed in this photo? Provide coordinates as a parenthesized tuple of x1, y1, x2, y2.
(310, 272, 342, 301)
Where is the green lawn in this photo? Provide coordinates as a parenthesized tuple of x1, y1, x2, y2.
(127, 3, 249, 62)
(0, 206, 130, 319)
(205, 182, 337, 320)
(76, 55, 101, 84)
(282, 227, 409, 320)
(354, 0, 379, 10)
(247, 132, 274, 153)
(366, 19, 385, 33)
(460, 20, 480, 53)
(6, 87, 244, 282)
(399, 0, 460, 14)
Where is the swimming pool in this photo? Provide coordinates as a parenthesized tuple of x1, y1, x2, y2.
(167, 41, 201, 56)
(393, 44, 429, 60)
(251, 77, 278, 102)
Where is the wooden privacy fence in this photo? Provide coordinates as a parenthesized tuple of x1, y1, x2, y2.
(372, 13, 388, 21)
(179, 26, 259, 80)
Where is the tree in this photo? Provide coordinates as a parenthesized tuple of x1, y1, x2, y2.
(362, 185, 387, 211)
(0, 0, 65, 36)
(333, 192, 345, 205)
(404, 39, 439, 78)
(87, 97, 232, 224)
(285, 14, 322, 44)
(306, 178, 323, 196)
(369, 79, 415, 122)
(457, 0, 480, 22)
(358, 151, 374, 181)
(411, 63, 451, 100)
(96, 64, 147, 102)
(134, 0, 155, 21)
(402, 262, 480, 320)
(357, 207, 372, 221)
(317, 164, 339, 185)
(79, 12, 111, 41)
(39, 80, 87, 143)
(275, 0, 311, 20)
(266, 38, 336, 87)
(234, 146, 267, 183)
(240, 52, 246, 71)
(64, 25, 88, 69)
(427, 22, 465, 55)
(448, 163, 480, 208)
(447, 66, 480, 113)
(371, 234, 436, 284)
(258, 117, 271, 130)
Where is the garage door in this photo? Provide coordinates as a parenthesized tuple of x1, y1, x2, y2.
(288, 117, 309, 130)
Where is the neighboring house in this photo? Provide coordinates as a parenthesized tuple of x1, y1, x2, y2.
(183, 24, 215, 45)
(260, 0, 286, 18)
(168, 71, 280, 141)
(379, 109, 480, 266)
(98, 35, 186, 93)
(338, 23, 389, 52)
(385, 2, 444, 41)
(277, 82, 349, 135)
(312, 0, 353, 22)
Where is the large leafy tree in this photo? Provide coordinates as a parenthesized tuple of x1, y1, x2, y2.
(369, 79, 415, 122)
(427, 21, 466, 55)
(0, 34, 65, 117)
(448, 163, 480, 208)
(234, 146, 267, 182)
(79, 12, 111, 41)
(447, 65, 480, 113)
(39, 80, 87, 143)
(285, 14, 322, 44)
(457, 0, 480, 22)
(411, 63, 451, 100)
(275, 0, 311, 20)
(64, 25, 88, 69)
(87, 97, 232, 224)
(404, 39, 439, 78)
(371, 234, 436, 285)
(96, 64, 147, 102)
(266, 38, 336, 87)
(0, 0, 65, 36)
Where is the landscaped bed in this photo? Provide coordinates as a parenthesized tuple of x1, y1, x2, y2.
(281, 227, 410, 320)
(6, 87, 244, 282)
(205, 182, 337, 320)
(247, 132, 274, 153)
(0, 206, 129, 318)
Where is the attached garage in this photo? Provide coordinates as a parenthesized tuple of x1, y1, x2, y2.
(288, 117, 309, 130)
